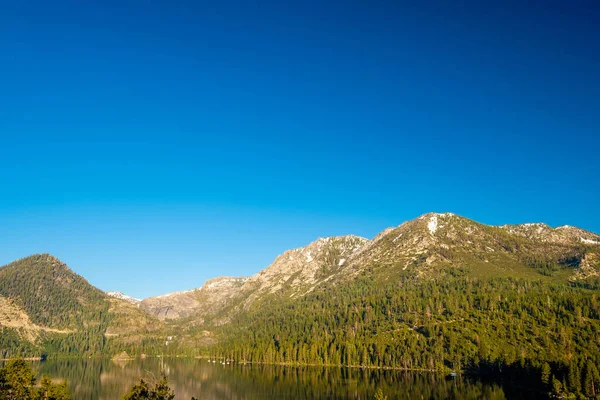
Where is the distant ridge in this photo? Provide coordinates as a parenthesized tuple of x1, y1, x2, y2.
(139, 212, 600, 321)
(1, 212, 599, 351)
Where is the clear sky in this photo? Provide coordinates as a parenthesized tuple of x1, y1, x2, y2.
(1, 1, 599, 298)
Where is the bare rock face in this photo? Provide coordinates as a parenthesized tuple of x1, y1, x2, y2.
(139, 277, 248, 321)
(572, 252, 600, 280)
(139, 290, 201, 320)
(0, 294, 41, 342)
(192, 277, 248, 322)
(244, 235, 369, 294)
(500, 223, 600, 245)
(232, 235, 370, 310)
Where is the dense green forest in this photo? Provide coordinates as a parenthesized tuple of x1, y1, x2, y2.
(4, 256, 600, 397)
(0, 255, 112, 358)
(199, 274, 600, 398)
(0, 254, 159, 359)
(0, 255, 109, 330)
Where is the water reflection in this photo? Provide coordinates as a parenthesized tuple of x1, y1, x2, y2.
(20, 358, 532, 399)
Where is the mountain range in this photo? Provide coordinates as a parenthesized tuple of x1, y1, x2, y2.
(127, 212, 599, 323)
(1, 212, 600, 396)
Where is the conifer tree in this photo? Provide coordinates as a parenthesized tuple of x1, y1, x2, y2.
(584, 360, 600, 398)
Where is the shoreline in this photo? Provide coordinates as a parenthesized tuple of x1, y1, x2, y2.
(5, 354, 452, 374)
(2, 354, 458, 376)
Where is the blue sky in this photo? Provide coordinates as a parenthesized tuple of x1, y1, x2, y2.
(1, 1, 599, 298)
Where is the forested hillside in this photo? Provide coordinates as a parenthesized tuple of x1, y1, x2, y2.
(0, 254, 161, 358)
(0, 254, 107, 330)
(205, 274, 600, 397)
(180, 214, 600, 398)
(1, 213, 600, 397)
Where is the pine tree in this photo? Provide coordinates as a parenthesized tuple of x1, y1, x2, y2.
(541, 362, 551, 385)
(38, 375, 70, 400)
(584, 360, 600, 398)
(551, 375, 563, 398)
(151, 377, 175, 400)
(374, 388, 388, 400)
(2, 359, 36, 400)
(567, 361, 581, 394)
(121, 377, 176, 400)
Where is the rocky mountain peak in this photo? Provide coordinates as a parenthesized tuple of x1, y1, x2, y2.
(419, 212, 459, 234)
(22, 253, 67, 269)
(500, 222, 600, 245)
(129, 212, 600, 324)
(201, 277, 248, 291)
(245, 235, 369, 295)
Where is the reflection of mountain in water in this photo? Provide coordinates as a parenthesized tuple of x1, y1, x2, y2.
(111, 357, 132, 369)
(30, 358, 517, 399)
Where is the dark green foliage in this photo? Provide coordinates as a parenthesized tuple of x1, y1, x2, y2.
(0, 254, 113, 356)
(583, 359, 600, 398)
(152, 378, 176, 400)
(0, 359, 36, 400)
(38, 375, 70, 400)
(0, 254, 108, 330)
(518, 244, 586, 276)
(540, 362, 551, 385)
(572, 277, 600, 290)
(0, 328, 40, 359)
(203, 274, 600, 398)
(374, 388, 388, 400)
(0, 359, 70, 400)
(121, 380, 153, 400)
(121, 377, 187, 400)
(551, 375, 563, 397)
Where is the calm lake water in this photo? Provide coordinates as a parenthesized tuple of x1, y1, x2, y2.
(21, 358, 539, 399)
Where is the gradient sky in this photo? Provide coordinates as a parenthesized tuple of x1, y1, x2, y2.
(1, 1, 599, 298)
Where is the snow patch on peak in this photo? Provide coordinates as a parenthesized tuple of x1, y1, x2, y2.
(428, 215, 438, 234)
(107, 291, 141, 304)
(306, 251, 313, 263)
(557, 225, 573, 229)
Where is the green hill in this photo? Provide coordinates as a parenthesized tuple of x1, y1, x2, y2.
(0, 254, 161, 358)
(0, 254, 107, 330)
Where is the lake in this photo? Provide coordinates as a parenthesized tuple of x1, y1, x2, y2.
(23, 358, 538, 399)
